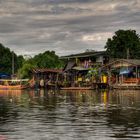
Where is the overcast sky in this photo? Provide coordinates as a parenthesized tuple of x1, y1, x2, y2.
(0, 0, 140, 56)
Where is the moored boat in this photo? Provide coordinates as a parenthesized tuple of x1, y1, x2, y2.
(0, 79, 29, 90)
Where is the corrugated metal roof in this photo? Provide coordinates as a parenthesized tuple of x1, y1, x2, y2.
(125, 59, 140, 65)
(60, 51, 106, 59)
(102, 59, 140, 68)
(63, 61, 76, 72)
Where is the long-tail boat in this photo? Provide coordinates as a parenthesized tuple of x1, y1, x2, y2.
(0, 79, 29, 90)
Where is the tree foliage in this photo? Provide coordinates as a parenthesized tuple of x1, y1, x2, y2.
(18, 51, 64, 78)
(0, 43, 64, 78)
(33, 51, 63, 68)
(18, 62, 36, 78)
(105, 30, 140, 59)
(0, 43, 24, 74)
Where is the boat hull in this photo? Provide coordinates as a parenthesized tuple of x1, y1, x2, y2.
(0, 85, 28, 90)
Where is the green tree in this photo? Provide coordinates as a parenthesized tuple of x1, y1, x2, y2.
(105, 30, 140, 59)
(18, 50, 64, 78)
(0, 43, 24, 74)
(18, 62, 36, 78)
(0, 43, 63, 78)
(33, 51, 64, 68)
(17, 55, 25, 68)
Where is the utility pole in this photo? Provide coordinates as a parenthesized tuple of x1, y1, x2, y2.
(12, 51, 14, 76)
(127, 48, 129, 59)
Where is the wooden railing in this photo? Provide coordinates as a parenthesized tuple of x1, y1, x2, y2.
(123, 78, 140, 84)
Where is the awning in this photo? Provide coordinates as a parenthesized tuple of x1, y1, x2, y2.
(63, 61, 76, 71)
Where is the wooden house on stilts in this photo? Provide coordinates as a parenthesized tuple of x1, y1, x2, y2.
(60, 50, 109, 89)
(30, 68, 62, 89)
(101, 59, 140, 89)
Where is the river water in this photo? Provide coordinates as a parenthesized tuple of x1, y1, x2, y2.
(0, 89, 140, 140)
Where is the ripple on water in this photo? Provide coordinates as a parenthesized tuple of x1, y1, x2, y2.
(0, 89, 140, 140)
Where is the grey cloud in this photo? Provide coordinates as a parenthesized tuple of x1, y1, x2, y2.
(26, 0, 98, 4)
(0, 23, 20, 33)
(0, 0, 140, 56)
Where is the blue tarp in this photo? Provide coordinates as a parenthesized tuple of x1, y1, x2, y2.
(119, 68, 133, 75)
(0, 73, 11, 78)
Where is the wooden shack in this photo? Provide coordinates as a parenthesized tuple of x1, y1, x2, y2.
(60, 50, 109, 88)
(31, 68, 62, 88)
(101, 59, 140, 89)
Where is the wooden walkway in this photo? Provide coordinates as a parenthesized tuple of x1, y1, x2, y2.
(112, 83, 140, 90)
(60, 87, 94, 90)
(60, 83, 108, 90)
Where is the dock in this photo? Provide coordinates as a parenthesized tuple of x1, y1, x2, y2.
(60, 83, 108, 90)
(111, 83, 140, 90)
(60, 87, 94, 90)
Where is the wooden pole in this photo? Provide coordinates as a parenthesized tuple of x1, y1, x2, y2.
(136, 66, 138, 78)
(12, 52, 14, 76)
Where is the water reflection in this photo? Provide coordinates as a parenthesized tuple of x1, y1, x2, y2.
(0, 89, 140, 139)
